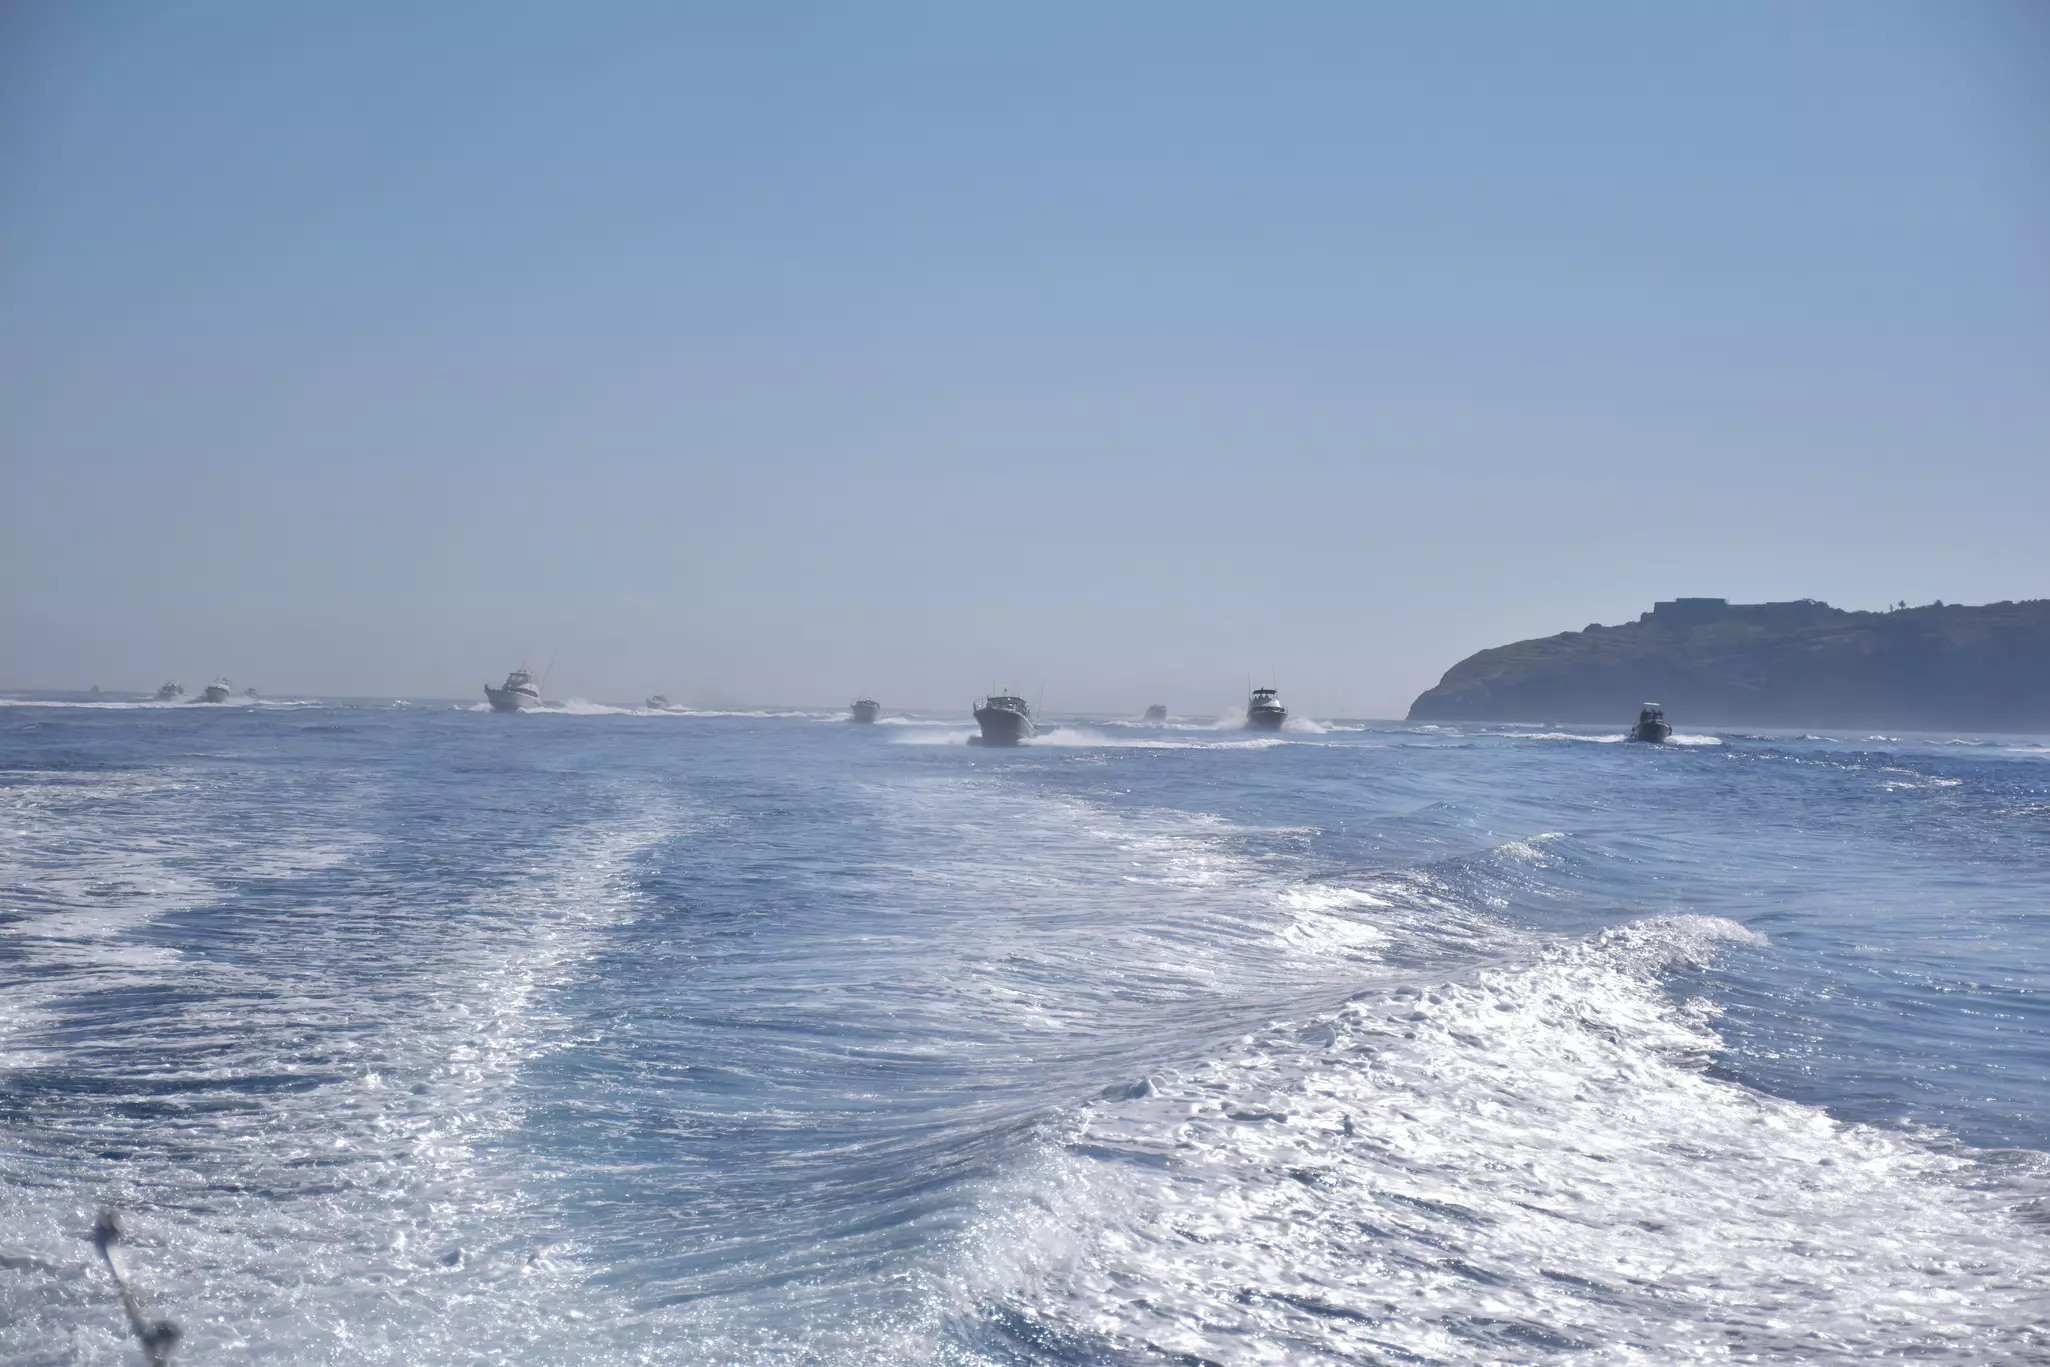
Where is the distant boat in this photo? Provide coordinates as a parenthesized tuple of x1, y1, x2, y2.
(1246, 687, 1288, 731)
(199, 678, 233, 704)
(155, 681, 183, 702)
(971, 693, 1036, 746)
(850, 699, 880, 724)
(1143, 704, 1168, 722)
(244, 687, 259, 699)
(1628, 703, 1672, 743)
(645, 694, 672, 711)
(485, 668, 542, 712)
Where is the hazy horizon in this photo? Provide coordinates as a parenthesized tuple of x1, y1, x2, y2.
(6, 3, 2047, 716)
(6, 590, 2038, 719)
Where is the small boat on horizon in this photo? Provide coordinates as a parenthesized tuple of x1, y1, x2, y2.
(485, 668, 542, 712)
(645, 694, 673, 711)
(850, 699, 881, 724)
(199, 678, 233, 704)
(1628, 703, 1672, 743)
(155, 681, 183, 701)
(971, 693, 1036, 746)
(1246, 687, 1288, 732)
(1143, 703, 1168, 722)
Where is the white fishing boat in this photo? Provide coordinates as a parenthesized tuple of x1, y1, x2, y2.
(971, 693, 1036, 746)
(1628, 703, 1672, 743)
(1246, 687, 1287, 731)
(485, 668, 543, 712)
(155, 681, 183, 701)
(199, 679, 233, 704)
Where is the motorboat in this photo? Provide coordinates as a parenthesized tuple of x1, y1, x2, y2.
(1628, 703, 1672, 743)
(485, 668, 543, 712)
(198, 679, 233, 704)
(243, 688, 259, 699)
(155, 681, 183, 702)
(1142, 704, 1168, 722)
(850, 699, 881, 724)
(645, 694, 672, 711)
(971, 693, 1036, 746)
(1246, 687, 1288, 731)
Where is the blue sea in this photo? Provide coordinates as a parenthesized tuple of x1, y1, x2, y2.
(3, 697, 2047, 1365)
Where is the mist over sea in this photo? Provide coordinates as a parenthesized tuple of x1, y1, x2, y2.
(2, 698, 2046, 1364)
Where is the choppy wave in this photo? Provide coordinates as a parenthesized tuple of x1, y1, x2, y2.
(0, 767, 678, 1362)
(1510, 730, 1723, 747)
(889, 726, 1289, 750)
(3, 706, 2046, 1363)
(0, 696, 322, 710)
(458, 700, 840, 718)
(952, 916, 2050, 1364)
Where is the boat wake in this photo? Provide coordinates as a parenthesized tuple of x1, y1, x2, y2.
(1511, 729, 1722, 746)
(946, 913, 2050, 1364)
(5, 711, 2045, 1364)
(0, 776, 680, 1363)
(1028, 727, 1289, 750)
(889, 726, 1289, 750)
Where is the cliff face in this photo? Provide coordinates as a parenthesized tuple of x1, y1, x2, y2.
(1407, 598, 2050, 731)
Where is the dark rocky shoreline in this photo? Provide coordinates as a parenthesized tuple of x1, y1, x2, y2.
(1409, 597, 2050, 731)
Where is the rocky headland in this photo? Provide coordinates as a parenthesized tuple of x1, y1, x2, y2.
(1408, 597, 2050, 732)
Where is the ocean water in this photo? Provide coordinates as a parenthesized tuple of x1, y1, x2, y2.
(2, 699, 2046, 1365)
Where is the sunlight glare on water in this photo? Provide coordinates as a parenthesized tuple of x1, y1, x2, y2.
(1, 702, 2046, 1364)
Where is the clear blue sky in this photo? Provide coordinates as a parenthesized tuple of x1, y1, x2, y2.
(4, 2, 2046, 713)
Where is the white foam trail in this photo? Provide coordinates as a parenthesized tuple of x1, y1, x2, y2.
(954, 915, 2050, 1364)
(666, 707, 839, 719)
(857, 779, 1455, 1046)
(1025, 727, 1288, 750)
(0, 768, 374, 1068)
(460, 700, 841, 718)
(890, 727, 980, 745)
(887, 726, 1290, 750)
(0, 793, 678, 1364)
(551, 697, 645, 715)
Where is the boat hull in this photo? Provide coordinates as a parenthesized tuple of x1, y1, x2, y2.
(485, 686, 540, 712)
(198, 686, 231, 704)
(850, 700, 880, 724)
(1245, 706, 1287, 732)
(1628, 722, 1672, 743)
(971, 706, 1036, 746)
